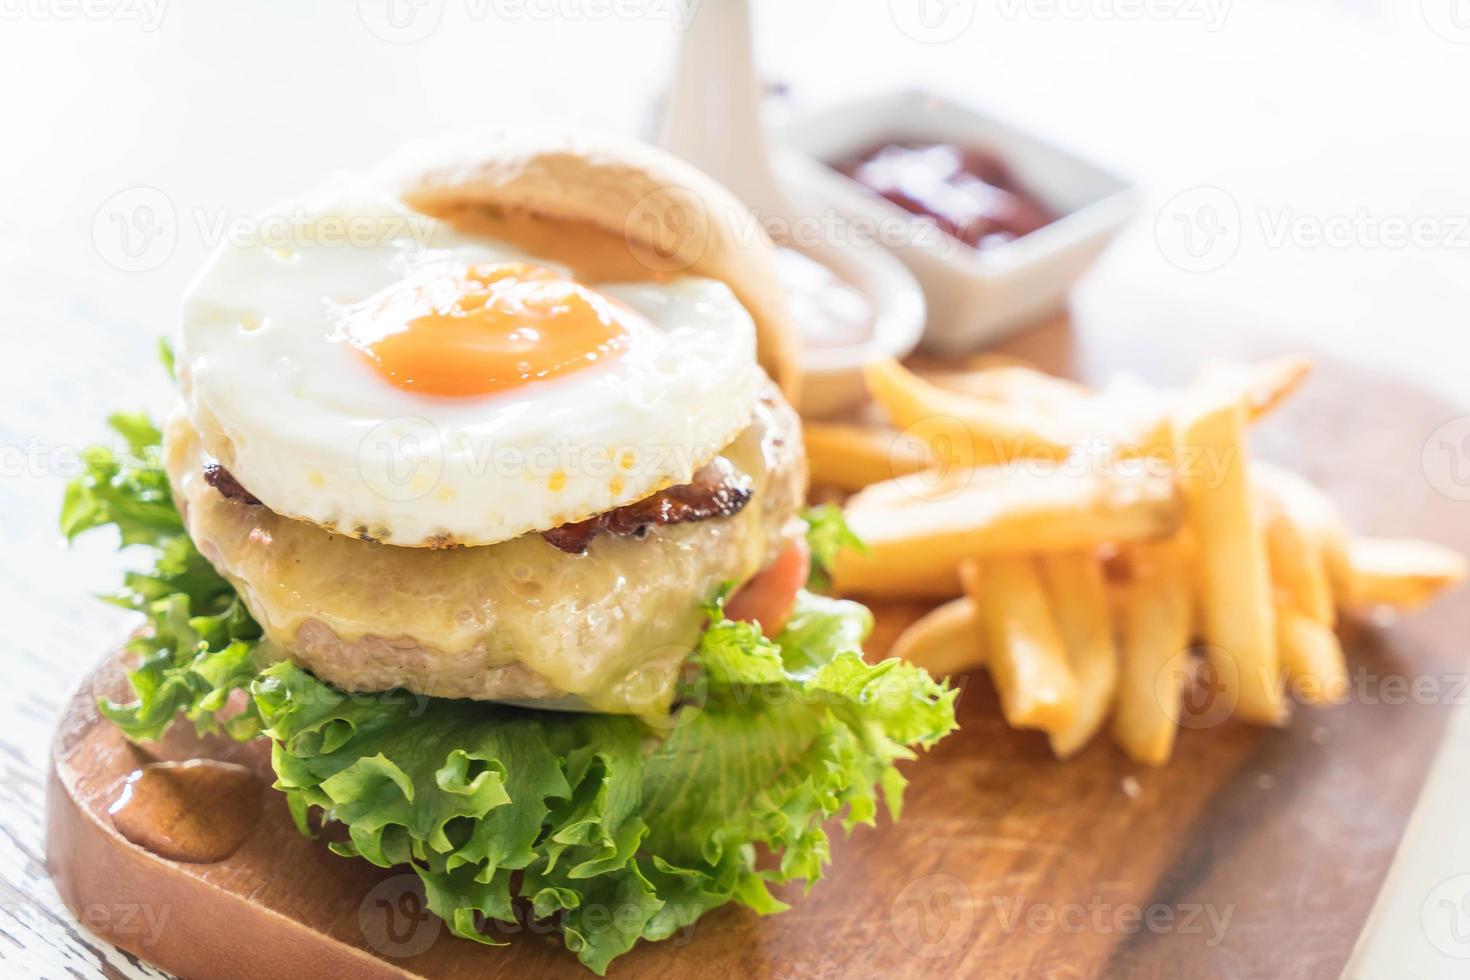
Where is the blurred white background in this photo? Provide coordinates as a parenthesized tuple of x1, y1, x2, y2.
(2, 0, 1468, 404)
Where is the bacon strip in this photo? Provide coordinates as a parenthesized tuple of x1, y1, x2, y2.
(203, 460, 261, 505)
(203, 456, 753, 554)
(541, 457, 754, 554)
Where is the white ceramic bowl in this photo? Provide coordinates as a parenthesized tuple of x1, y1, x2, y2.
(777, 234, 926, 419)
(777, 89, 1139, 354)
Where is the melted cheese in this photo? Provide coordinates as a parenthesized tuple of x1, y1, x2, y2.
(164, 384, 803, 717)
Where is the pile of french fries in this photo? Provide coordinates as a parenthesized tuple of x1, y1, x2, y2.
(808, 355, 1467, 765)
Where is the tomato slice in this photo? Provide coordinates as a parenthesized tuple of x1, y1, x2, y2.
(724, 539, 810, 638)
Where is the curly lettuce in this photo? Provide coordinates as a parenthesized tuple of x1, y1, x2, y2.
(802, 504, 867, 591)
(62, 414, 264, 741)
(64, 416, 956, 974)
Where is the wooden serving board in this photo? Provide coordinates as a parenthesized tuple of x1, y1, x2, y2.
(47, 320, 1470, 979)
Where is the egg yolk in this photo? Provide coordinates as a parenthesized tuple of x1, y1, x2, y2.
(347, 263, 634, 397)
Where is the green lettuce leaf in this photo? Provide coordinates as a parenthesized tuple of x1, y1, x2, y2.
(62, 415, 264, 741)
(255, 591, 954, 973)
(65, 413, 957, 974)
(802, 504, 867, 591)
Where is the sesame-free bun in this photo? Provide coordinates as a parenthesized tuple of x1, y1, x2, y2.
(376, 126, 800, 404)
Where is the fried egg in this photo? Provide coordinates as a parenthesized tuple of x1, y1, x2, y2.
(176, 179, 763, 547)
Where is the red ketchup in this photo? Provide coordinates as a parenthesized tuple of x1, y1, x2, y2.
(836, 142, 1057, 250)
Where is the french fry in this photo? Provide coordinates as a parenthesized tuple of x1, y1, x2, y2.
(1252, 461, 1351, 597)
(1236, 356, 1313, 423)
(963, 558, 1078, 735)
(1174, 387, 1286, 725)
(799, 351, 1462, 767)
(831, 463, 1183, 598)
(965, 352, 1038, 372)
(864, 357, 1075, 466)
(920, 365, 1091, 417)
(1194, 355, 1311, 421)
(1260, 488, 1336, 627)
(1112, 539, 1193, 766)
(1341, 537, 1468, 613)
(888, 597, 986, 677)
(1173, 526, 1205, 631)
(843, 564, 964, 602)
(1040, 552, 1118, 759)
(1090, 377, 1176, 457)
(803, 422, 933, 492)
(1258, 482, 1347, 704)
(1085, 357, 1309, 461)
(1277, 607, 1348, 705)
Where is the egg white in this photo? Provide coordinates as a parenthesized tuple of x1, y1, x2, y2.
(176, 179, 763, 547)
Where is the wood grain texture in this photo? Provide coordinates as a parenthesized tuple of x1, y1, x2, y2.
(44, 330, 1470, 979)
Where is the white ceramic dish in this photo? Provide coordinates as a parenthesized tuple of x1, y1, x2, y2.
(780, 235, 926, 419)
(777, 89, 1139, 353)
(650, 0, 925, 420)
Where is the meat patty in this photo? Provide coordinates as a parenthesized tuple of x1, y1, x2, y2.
(164, 379, 807, 717)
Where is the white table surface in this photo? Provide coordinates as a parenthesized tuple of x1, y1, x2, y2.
(1, 1, 1467, 976)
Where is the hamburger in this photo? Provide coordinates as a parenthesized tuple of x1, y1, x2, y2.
(62, 128, 955, 973)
